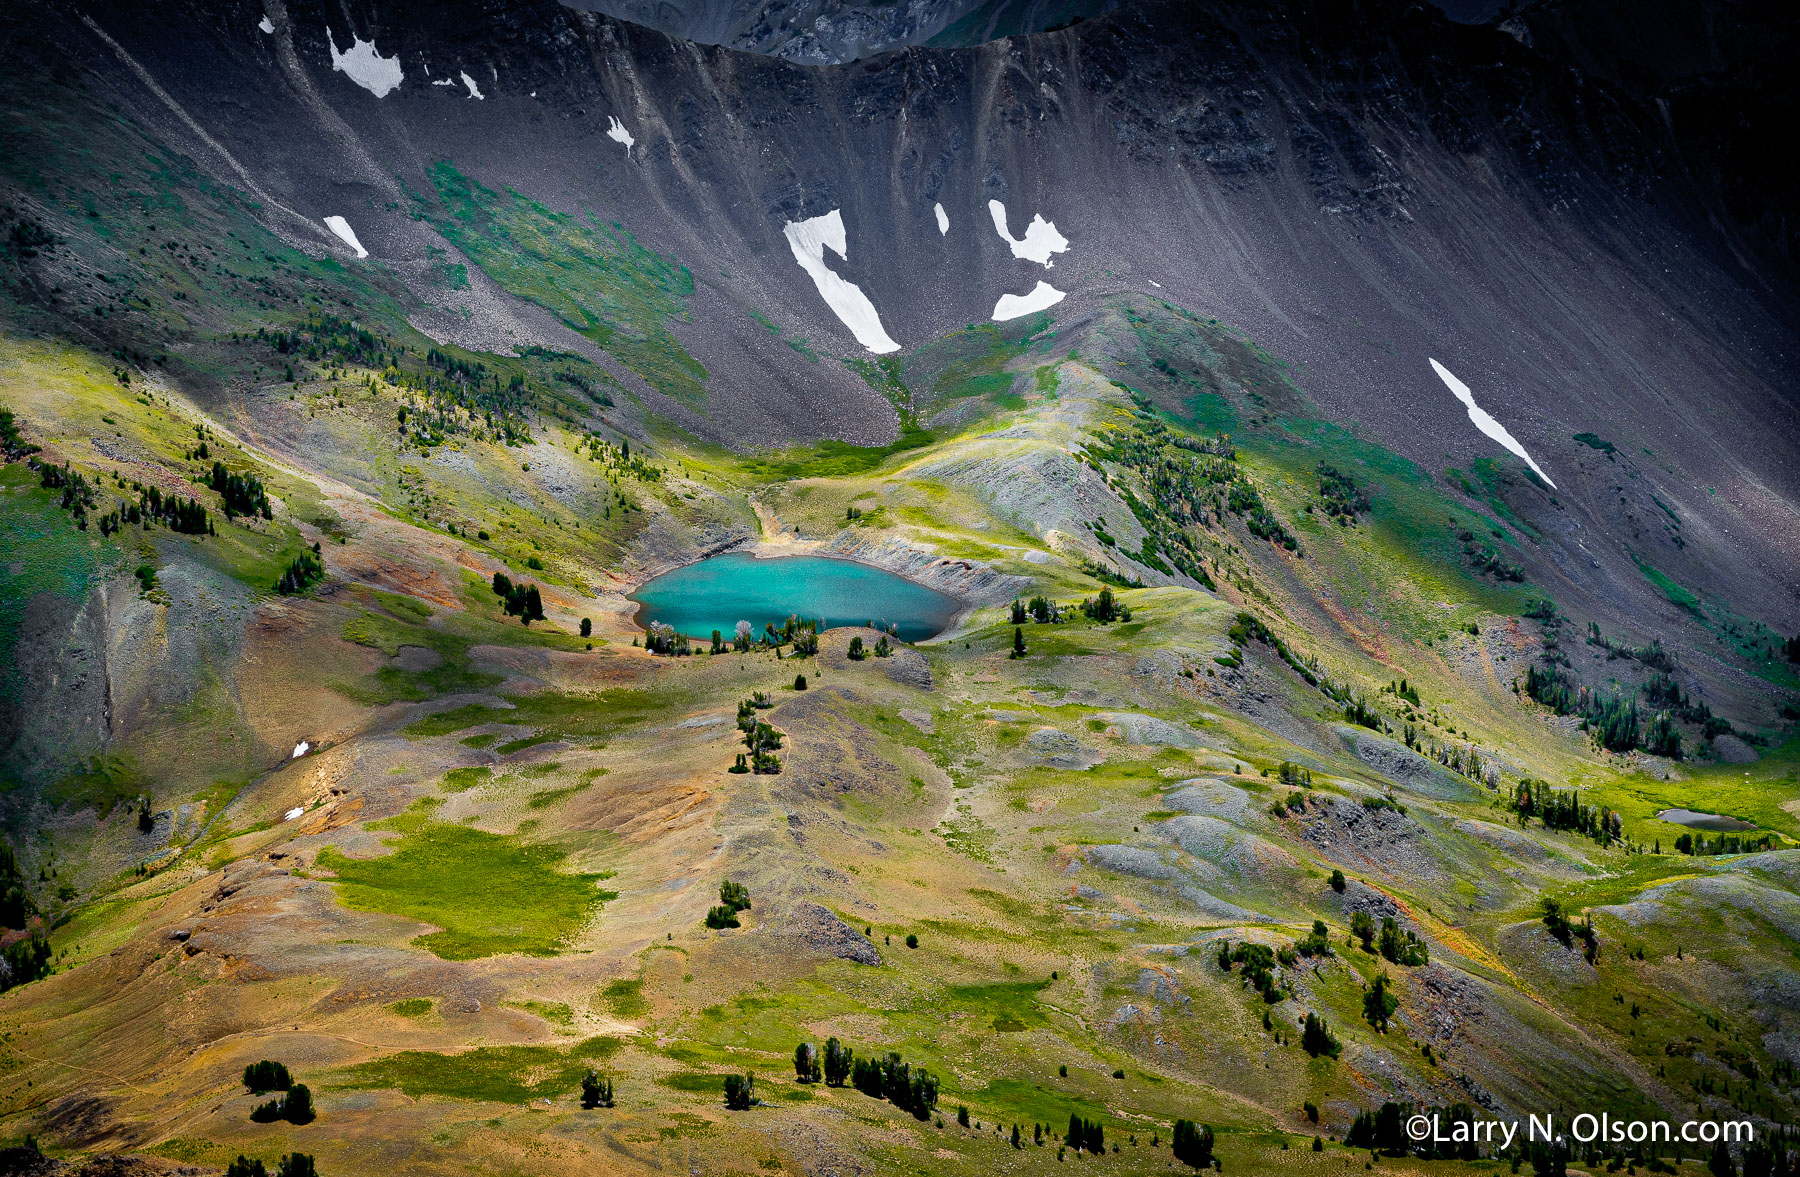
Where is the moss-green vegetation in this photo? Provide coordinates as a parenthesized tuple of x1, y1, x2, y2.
(403, 688, 660, 740)
(412, 162, 706, 404)
(337, 1035, 620, 1103)
(318, 821, 615, 959)
(600, 977, 651, 1019)
(737, 425, 935, 481)
(338, 609, 504, 703)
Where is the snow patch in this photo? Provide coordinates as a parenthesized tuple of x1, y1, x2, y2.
(432, 78, 455, 87)
(326, 28, 403, 98)
(292, 740, 310, 758)
(606, 116, 635, 151)
(934, 202, 949, 235)
(283, 807, 304, 821)
(992, 280, 1065, 322)
(1429, 359, 1555, 489)
(460, 70, 484, 100)
(258, 15, 273, 34)
(322, 216, 368, 258)
(1149, 279, 1162, 288)
(782, 210, 899, 354)
(988, 200, 1069, 267)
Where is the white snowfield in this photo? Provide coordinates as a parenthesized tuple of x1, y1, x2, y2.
(606, 116, 635, 150)
(460, 70, 484, 99)
(322, 216, 368, 258)
(934, 202, 949, 235)
(432, 78, 455, 87)
(782, 210, 899, 354)
(993, 280, 1065, 322)
(292, 740, 310, 758)
(1429, 358, 1556, 489)
(988, 200, 1069, 267)
(327, 28, 403, 97)
(284, 807, 304, 821)
(258, 15, 273, 33)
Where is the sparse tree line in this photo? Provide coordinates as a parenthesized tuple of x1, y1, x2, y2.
(583, 434, 661, 482)
(252, 317, 535, 445)
(731, 693, 783, 775)
(1212, 891, 1435, 1057)
(1674, 831, 1773, 856)
(0, 406, 296, 543)
(1454, 525, 1526, 582)
(1521, 612, 1761, 760)
(777, 1037, 1231, 1169)
(1508, 780, 1624, 847)
(652, 616, 827, 660)
(1092, 400, 1295, 575)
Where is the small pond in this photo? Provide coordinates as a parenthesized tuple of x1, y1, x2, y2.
(629, 551, 962, 643)
(1655, 808, 1757, 832)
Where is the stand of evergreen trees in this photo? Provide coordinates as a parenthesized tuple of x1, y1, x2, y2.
(490, 572, 546, 625)
(705, 879, 752, 929)
(250, 1083, 314, 1124)
(1066, 1114, 1105, 1155)
(1080, 586, 1132, 623)
(1674, 830, 1773, 856)
(1216, 940, 1283, 1003)
(1301, 1012, 1340, 1058)
(208, 461, 272, 519)
(1316, 463, 1370, 522)
(243, 1060, 291, 1093)
(1541, 897, 1600, 963)
(580, 1069, 614, 1108)
(848, 1051, 939, 1120)
(1509, 780, 1623, 847)
(276, 545, 325, 595)
(736, 695, 782, 774)
(226, 1153, 314, 1177)
(1171, 1119, 1215, 1168)
(723, 1073, 756, 1110)
(1524, 664, 1688, 757)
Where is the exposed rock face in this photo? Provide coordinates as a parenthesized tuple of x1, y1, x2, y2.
(1026, 726, 1100, 769)
(883, 646, 934, 689)
(784, 900, 881, 963)
(1096, 712, 1202, 747)
(1711, 734, 1758, 763)
(821, 533, 1029, 606)
(1349, 729, 1480, 800)
(558, 0, 1116, 64)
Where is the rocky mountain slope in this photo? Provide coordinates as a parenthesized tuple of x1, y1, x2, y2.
(0, 1, 1797, 1175)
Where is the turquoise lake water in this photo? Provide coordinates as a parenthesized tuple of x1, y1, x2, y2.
(628, 552, 961, 643)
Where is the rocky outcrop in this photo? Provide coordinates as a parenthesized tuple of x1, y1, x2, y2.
(821, 533, 1029, 607)
(784, 901, 881, 964)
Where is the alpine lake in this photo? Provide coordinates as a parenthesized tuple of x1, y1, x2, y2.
(628, 551, 962, 643)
